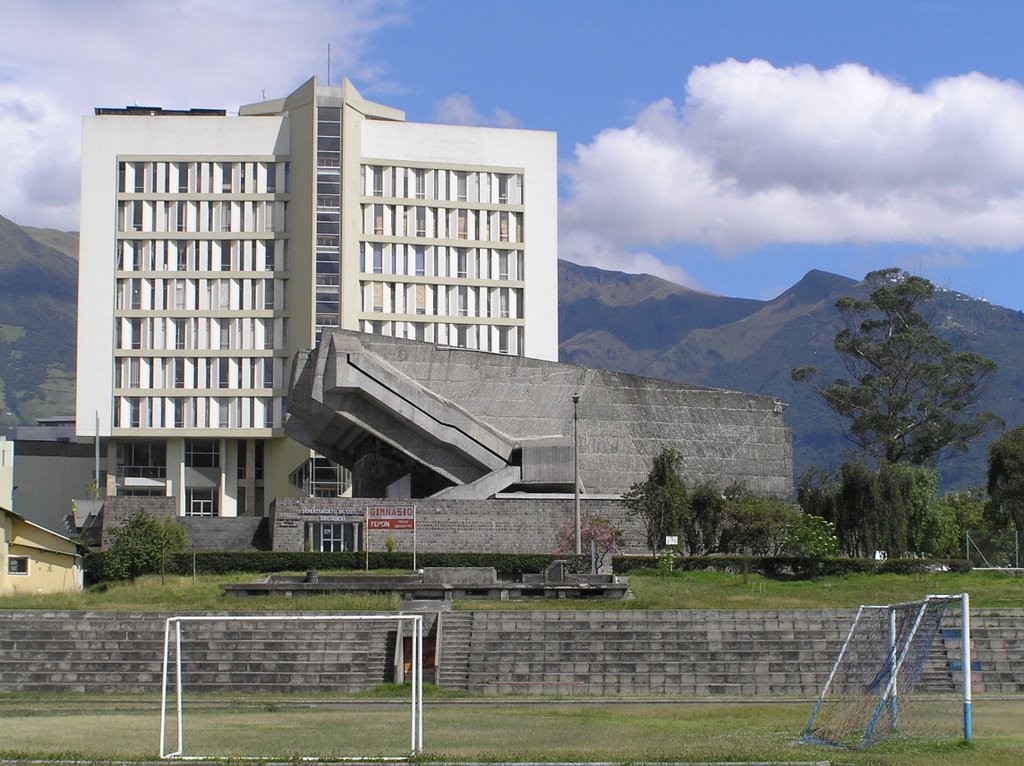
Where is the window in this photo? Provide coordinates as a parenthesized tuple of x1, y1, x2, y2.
(174, 319, 187, 350)
(414, 169, 426, 199)
(373, 204, 384, 235)
(185, 439, 219, 468)
(306, 521, 359, 552)
(414, 246, 425, 276)
(415, 207, 426, 237)
(129, 318, 143, 350)
(372, 244, 383, 274)
(7, 557, 28, 576)
(371, 166, 383, 196)
(456, 172, 468, 202)
(498, 175, 509, 204)
(128, 397, 141, 428)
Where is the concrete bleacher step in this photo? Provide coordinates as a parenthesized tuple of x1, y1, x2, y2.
(2, 608, 1022, 697)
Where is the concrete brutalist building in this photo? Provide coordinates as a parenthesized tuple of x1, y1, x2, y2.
(275, 330, 793, 554)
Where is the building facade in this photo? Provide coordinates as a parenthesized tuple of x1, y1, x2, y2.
(76, 77, 558, 520)
(1, 438, 83, 594)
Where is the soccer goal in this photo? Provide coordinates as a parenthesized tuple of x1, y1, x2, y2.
(802, 593, 972, 749)
(159, 613, 424, 760)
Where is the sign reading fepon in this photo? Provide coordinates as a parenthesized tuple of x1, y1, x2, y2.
(365, 505, 416, 530)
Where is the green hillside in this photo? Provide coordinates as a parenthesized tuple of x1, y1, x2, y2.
(0, 215, 78, 436)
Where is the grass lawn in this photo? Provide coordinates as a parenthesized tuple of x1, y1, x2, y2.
(1, 567, 1021, 612)
(2, 568, 1021, 763)
(0, 696, 1022, 764)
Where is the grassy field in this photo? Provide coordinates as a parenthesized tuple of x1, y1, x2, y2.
(0, 695, 1022, 764)
(1, 567, 1022, 612)
(2, 569, 1021, 763)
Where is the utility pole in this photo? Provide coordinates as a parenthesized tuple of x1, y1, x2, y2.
(573, 393, 581, 556)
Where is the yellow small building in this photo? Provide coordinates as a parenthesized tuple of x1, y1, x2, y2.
(1, 508, 84, 595)
(1, 437, 83, 596)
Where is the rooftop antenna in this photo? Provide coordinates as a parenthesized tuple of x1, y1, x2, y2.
(327, 43, 331, 86)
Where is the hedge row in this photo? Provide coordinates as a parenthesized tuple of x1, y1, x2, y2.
(84, 550, 584, 584)
(612, 554, 972, 578)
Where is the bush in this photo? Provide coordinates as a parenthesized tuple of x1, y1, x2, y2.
(100, 512, 188, 581)
(611, 554, 971, 579)
(85, 550, 581, 585)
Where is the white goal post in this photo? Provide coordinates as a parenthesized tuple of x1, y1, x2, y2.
(159, 613, 424, 760)
(803, 593, 972, 749)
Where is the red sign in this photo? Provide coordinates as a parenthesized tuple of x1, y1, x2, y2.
(368, 518, 415, 530)
(366, 505, 415, 530)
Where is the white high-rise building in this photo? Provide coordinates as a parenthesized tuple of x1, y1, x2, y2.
(76, 77, 557, 517)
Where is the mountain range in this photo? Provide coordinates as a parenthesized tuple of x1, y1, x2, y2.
(559, 260, 1024, 490)
(2, 212, 1021, 490)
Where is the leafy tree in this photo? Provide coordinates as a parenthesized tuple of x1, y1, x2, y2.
(683, 479, 729, 555)
(937, 488, 1002, 561)
(988, 426, 1024, 536)
(719, 491, 799, 556)
(793, 268, 997, 467)
(781, 514, 841, 559)
(837, 461, 880, 557)
(104, 512, 188, 581)
(554, 513, 624, 570)
(623, 447, 688, 556)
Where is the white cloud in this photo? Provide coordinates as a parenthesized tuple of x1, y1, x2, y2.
(0, 0, 405, 230)
(433, 93, 521, 128)
(559, 230, 701, 290)
(561, 58, 1024, 276)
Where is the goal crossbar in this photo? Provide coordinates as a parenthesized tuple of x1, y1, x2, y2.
(159, 613, 424, 760)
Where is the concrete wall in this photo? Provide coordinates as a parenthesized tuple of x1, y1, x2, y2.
(11, 441, 94, 534)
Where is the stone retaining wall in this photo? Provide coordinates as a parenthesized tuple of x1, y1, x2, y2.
(271, 496, 644, 554)
(2, 608, 1021, 697)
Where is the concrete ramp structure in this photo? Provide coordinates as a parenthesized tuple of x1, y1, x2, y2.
(286, 330, 793, 501)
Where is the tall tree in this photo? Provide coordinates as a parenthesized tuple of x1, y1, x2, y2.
(793, 268, 997, 467)
(622, 447, 688, 556)
(987, 426, 1024, 535)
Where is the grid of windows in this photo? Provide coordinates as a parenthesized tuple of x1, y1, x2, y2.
(112, 159, 287, 433)
(356, 164, 527, 355)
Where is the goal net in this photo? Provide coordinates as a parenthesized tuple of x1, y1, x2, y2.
(802, 593, 972, 749)
(159, 613, 423, 760)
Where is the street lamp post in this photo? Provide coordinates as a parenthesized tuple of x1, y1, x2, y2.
(572, 393, 581, 556)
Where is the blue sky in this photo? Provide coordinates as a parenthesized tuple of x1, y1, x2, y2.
(4, 0, 1024, 310)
